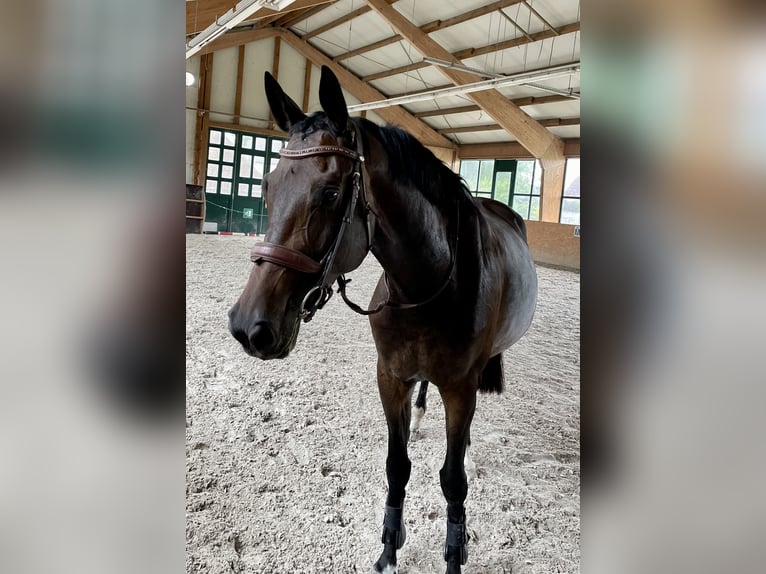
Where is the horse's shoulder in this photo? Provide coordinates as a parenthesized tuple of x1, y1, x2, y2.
(475, 198, 528, 242)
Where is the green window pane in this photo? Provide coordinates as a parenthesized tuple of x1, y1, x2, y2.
(220, 181, 231, 195)
(224, 132, 236, 147)
(460, 160, 480, 190)
(209, 130, 221, 144)
(512, 195, 531, 219)
(478, 160, 494, 192)
(208, 146, 220, 161)
(514, 160, 534, 195)
(206, 164, 218, 177)
(241, 135, 253, 149)
(529, 196, 540, 221)
(205, 179, 217, 194)
(237, 183, 249, 197)
(255, 137, 266, 151)
(494, 172, 512, 205)
(222, 148, 234, 163)
(561, 198, 580, 225)
(271, 139, 283, 153)
(221, 165, 233, 179)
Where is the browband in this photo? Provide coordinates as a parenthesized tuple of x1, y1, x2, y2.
(279, 145, 363, 162)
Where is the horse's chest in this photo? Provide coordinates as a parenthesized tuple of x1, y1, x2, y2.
(370, 317, 477, 383)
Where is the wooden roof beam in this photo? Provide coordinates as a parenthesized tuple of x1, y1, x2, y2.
(277, 29, 453, 149)
(454, 22, 579, 61)
(196, 26, 279, 56)
(458, 139, 580, 159)
(272, 1, 337, 28)
(362, 21, 580, 83)
(302, 0, 396, 39)
(364, 0, 564, 159)
(413, 95, 570, 118)
(334, 0, 525, 62)
(438, 117, 579, 134)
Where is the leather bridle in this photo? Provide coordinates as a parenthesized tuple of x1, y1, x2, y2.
(249, 122, 458, 323)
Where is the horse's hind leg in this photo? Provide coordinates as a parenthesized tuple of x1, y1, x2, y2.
(409, 380, 429, 437)
(374, 363, 413, 574)
(438, 387, 477, 574)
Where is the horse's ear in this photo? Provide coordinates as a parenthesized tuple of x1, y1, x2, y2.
(264, 71, 306, 132)
(318, 66, 348, 135)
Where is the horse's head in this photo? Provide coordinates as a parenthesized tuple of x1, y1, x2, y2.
(228, 66, 370, 359)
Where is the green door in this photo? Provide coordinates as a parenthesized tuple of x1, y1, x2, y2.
(204, 128, 285, 234)
(492, 159, 516, 206)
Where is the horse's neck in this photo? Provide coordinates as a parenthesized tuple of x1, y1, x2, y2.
(366, 163, 453, 304)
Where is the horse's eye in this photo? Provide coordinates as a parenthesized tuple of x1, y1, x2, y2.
(322, 188, 339, 204)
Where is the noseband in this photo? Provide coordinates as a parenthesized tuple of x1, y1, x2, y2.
(250, 123, 458, 323)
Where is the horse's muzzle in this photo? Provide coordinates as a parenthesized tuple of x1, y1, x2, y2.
(228, 306, 282, 359)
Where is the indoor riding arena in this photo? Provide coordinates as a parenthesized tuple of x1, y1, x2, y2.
(186, 1, 580, 573)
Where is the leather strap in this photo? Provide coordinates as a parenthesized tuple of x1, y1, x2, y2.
(279, 145, 362, 162)
(250, 242, 322, 274)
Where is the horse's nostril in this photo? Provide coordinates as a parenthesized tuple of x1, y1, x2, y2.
(231, 327, 249, 348)
(249, 322, 276, 351)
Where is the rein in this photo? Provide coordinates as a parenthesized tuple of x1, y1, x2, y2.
(249, 123, 458, 323)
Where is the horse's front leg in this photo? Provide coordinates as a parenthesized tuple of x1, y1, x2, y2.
(373, 362, 414, 574)
(438, 387, 476, 574)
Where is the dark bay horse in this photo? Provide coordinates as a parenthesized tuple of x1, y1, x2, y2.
(228, 66, 537, 574)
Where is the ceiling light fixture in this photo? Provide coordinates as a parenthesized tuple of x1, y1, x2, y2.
(185, 0, 297, 59)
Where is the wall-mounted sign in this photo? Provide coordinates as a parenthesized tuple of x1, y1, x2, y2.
(243, 208, 253, 219)
(573, 226, 580, 237)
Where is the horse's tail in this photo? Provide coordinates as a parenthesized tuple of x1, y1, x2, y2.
(478, 354, 504, 394)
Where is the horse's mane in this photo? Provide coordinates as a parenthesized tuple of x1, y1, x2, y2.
(356, 118, 474, 210)
(290, 113, 473, 210)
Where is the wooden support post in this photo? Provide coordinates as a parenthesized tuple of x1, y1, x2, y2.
(233, 45, 245, 124)
(193, 53, 214, 187)
(540, 157, 567, 223)
(269, 36, 282, 130)
(302, 62, 312, 111)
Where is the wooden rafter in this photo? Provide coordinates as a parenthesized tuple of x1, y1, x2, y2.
(458, 139, 580, 159)
(186, 0, 336, 36)
(364, 0, 563, 159)
(196, 26, 278, 56)
(453, 22, 579, 61)
(361, 21, 580, 83)
(273, 1, 337, 28)
(334, 0, 525, 62)
(413, 95, 570, 118)
(300, 0, 397, 39)
(277, 29, 453, 148)
(438, 118, 579, 134)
